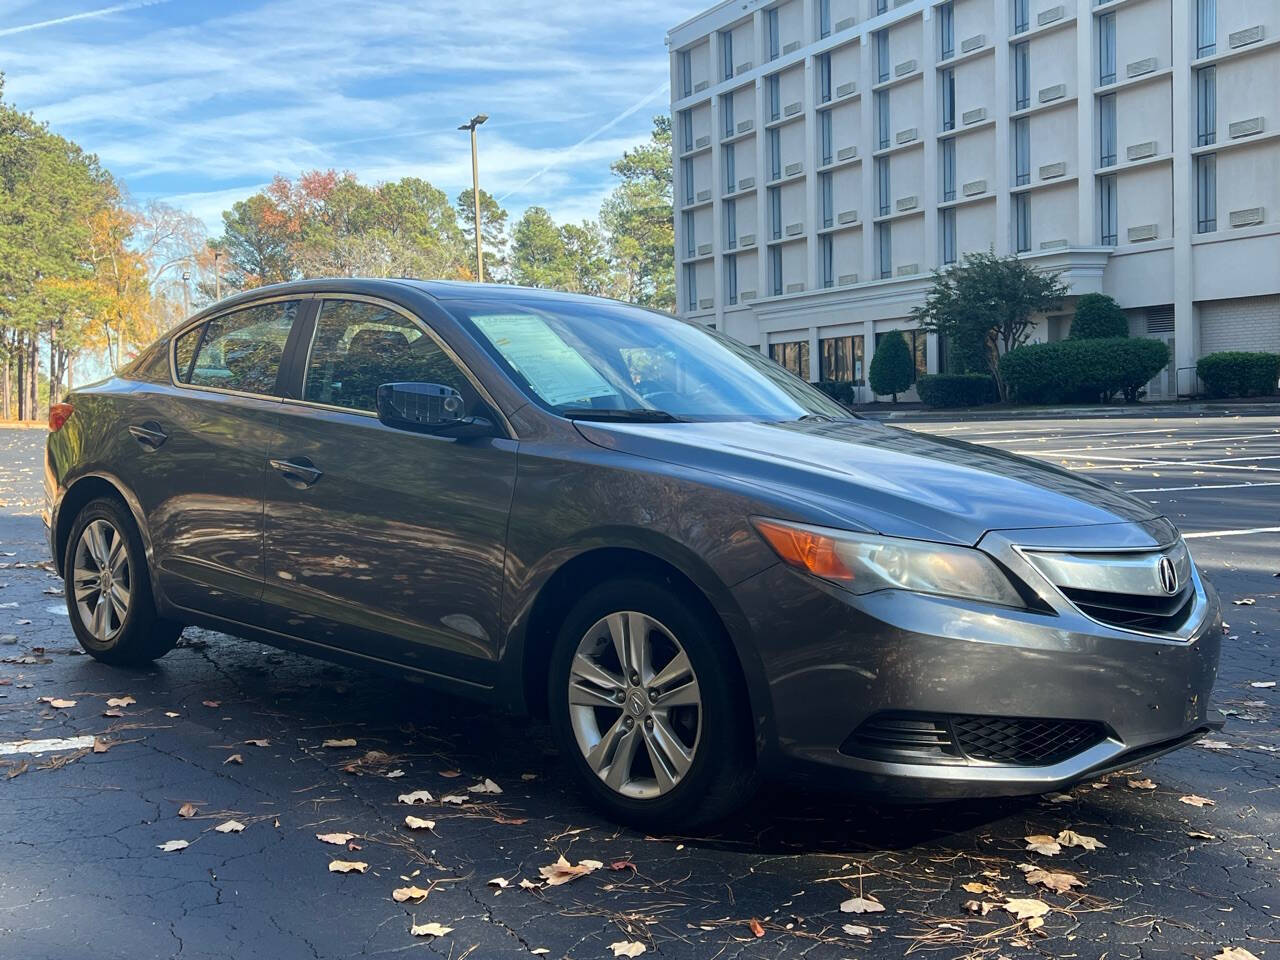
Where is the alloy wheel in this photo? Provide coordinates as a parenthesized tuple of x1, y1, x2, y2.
(72, 519, 131, 643)
(567, 611, 702, 799)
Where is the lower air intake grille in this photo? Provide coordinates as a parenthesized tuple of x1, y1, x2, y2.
(842, 712, 1107, 766)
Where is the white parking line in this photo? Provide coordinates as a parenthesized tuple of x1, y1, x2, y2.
(1183, 526, 1280, 540)
(1127, 481, 1280, 493)
(1015, 432, 1280, 455)
(0, 735, 95, 756)
(974, 427, 1177, 445)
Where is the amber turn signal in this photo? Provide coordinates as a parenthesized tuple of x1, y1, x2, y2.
(752, 517, 855, 581)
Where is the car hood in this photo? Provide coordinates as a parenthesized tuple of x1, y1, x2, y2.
(575, 418, 1160, 546)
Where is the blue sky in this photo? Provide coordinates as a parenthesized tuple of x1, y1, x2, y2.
(0, 0, 685, 234)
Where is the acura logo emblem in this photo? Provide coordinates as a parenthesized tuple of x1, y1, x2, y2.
(1157, 556, 1178, 595)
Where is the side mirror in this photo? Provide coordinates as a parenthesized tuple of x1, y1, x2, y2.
(375, 382, 493, 437)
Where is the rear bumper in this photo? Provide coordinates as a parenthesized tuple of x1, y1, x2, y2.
(732, 563, 1222, 799)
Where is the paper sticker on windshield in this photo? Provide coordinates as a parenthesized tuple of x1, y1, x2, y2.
(472, 313, 617, 407)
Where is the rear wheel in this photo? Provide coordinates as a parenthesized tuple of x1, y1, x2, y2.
(64, 497, 181, 665)
(548, 577, 756, 828)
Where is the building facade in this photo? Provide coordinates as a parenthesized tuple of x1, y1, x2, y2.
(668, 0, 1280, 399)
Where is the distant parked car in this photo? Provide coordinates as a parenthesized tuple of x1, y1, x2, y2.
(44, 279, 1222, 826)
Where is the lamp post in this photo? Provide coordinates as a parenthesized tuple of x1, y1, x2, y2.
(458, 113, 489, 282)
(182, 269, 191, 318)
(213, 251, 222, 301)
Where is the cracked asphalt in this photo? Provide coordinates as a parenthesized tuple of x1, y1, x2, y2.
(0, 413, 1276, 960)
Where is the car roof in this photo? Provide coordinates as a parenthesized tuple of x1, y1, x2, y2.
(203, 277, 628, 311)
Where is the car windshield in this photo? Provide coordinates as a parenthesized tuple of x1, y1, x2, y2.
(448, 296, 853, 423)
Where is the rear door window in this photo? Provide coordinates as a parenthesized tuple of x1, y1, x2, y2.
(179, 301, 299, 395)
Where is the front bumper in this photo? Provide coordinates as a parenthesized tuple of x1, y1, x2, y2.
(731, 560, 1222, 799)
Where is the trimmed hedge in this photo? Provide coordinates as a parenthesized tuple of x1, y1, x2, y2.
(1070, 293, 1129, 339)
(814, 380, 858, 406)
(1000, 337, 1171, 404)
(916, 373, 999, 408)
(1196, 351, 1280, 398)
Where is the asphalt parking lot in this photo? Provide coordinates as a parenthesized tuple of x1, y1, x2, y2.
(0, 412, 1276, 960)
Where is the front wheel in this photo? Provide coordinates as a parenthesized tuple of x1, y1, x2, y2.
(547, 577, 756, 828)
(64, 497, 181, 665)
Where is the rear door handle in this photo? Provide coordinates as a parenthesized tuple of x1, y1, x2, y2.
(269, 458, 323, 488)
(128, 423, 168, 449)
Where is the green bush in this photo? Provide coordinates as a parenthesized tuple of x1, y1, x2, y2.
(1196, 351, 1280, 398)
(814, 380, 857, 406)
(1000, 337, 1170, 404)
(916, 373, 999, 408)
(869, 330, 914, 401)
(1070, 293, 1129, 339)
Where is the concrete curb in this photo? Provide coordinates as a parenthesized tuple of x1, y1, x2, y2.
(860, 401, 1280, 423)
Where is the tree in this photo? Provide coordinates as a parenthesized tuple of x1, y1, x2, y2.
(599, 115, 674, 310)
(210, 193, 296, 289)
(558, 221, 611, 296)
(870, 330, 914, 401)
(910, 250, 1068, 402)
(510, 206, 567, 289)
(1070, 293, 1128, 339)
(455, 188, 509, 281)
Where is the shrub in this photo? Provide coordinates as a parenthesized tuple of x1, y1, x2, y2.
(814, 380, 857, 406)
(1070, 293, 1129, 339)
(916, 373, 999, 408)
(1196, 351, 1280, 398)
(869, 330, 915, 401)
(1000, 337, 1170, 404)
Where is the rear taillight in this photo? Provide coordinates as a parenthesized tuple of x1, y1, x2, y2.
(49, 402, 74, 433)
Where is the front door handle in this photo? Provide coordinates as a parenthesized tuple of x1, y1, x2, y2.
(128, 423, 168, 449)
(270, 458, 323, 488)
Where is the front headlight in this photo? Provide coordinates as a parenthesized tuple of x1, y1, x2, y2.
(752, 517, 1026, 608)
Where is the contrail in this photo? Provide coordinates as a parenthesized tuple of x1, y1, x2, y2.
(0, 0, 173, 38)
(496, 78, 671, 203)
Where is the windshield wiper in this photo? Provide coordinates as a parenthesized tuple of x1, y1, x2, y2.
(561, 407, 682, 423)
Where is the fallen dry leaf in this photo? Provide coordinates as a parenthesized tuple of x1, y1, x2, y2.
(610, 941, 647, 957)
(38, 697, 76, 708)
(102, 708, 124, 718)
(1180, 794, 1216, 807)
(468, 777, 502, 795)
(438, 769, 461, 778)
(201, 700, 220, 708)
(842, 922, 872, 936)
(537, 855, 603, 886)
(519, 878, 539, 890)
(1232, 598, 1255, 606)
(964, 900, 997, 916)
(316, 832, 355, 845)
(1057, 829, 1105, 851)
(1021, 866, 1083, 894)
(385, 769, 404, 778)
(393, 885, 431, 902)
(322, 738, 357, 748)
(440, 794, 467, 805)
(105, 696, 135, 707)
(214, 820, 245, 833)
(409, 922, 452, 938)
(164, 711, 180, 718)
(1199, 739, 1231, 750)
(961, 881, 998, 895)
(92, 737, 111, 753)
(1212, 948, 1260, 960)
(1024, 834, 1062, 855)
(327, 860, 368, 874)
(494, 815, 527, 825)
(488, 877, 509, 889)
(1003, 898, 1050, 921)
(157, 839, 189, 852)
(178, 803, 199, 818)
(397, 790, 434, 805)
(223, 753, 243, 765)
(1127, 778, 1157, 790)
(1250, 680, 1276, 689)
(244, 739, 270, 748)
(840, 895, 885, 914)
(404, 816, 435, 830)
(748, 918, 765, 938)
(1188, 830, 1217, 840)
(610, 860, 636, 871)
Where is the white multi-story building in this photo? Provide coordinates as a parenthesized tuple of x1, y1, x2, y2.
(668, 0, 1280, 399)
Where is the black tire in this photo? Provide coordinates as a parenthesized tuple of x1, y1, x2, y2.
(63, 496, 181, 665)
(547, 576, 756, 829)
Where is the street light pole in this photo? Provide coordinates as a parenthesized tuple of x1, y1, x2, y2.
(214, 251, 222, 301)
(458, 114, 489, 283)
(182, 269, 191, 318)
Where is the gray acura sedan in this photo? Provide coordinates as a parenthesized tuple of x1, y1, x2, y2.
(44, 279, 1221, 826)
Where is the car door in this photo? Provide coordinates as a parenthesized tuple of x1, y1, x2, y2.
(260, 296, 518, 686)
(136, 296, 304, 620)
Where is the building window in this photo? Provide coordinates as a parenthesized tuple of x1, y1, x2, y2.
(768, 245, 784, 296)
(1098, 12, 1116, 85)
(1013, 42, 1030, 110)
(725, 252, 739, 304)
(677, 50, 692, 98)
(877, 222, 892, 279)
(682, 210, 695, 258)
(681, 157, 694, 205)
(1014, 117, 1030, 186)
(767, 74, 781, 120)
(939, 1, 955, 60)
(818, 52, 832, 103)
(721, 29, 734, 81)
(725, 197, 737, 248)
(1014, 193, 1031, 252)
(876, 0, 887, 13)
(820, 171, 834, 228)
(820, 335, 865, 383)
(1099, 174, 1117, 245)
(940, 68, 955, 131)
(1196, 0, 1216, 58)
(876, 329, 927, 383)
(768, 127, 781, 180)
(1196, 67, 1216, 146)
(684, 263, 697, 311)
(679, 110, 693, 153)
(769, 186, 782, 239)
(941, 207, 957, 264)
(876, 89, 890, 149)
(1013, 0, 1029, 35)
(875, 30, 889, 83)
(1099, 93, 1117, 166)
(724, 142, 736, 194)
(767, 7, 780, 60)
(876, 156, 891, 216)
(941, 138, 956, 201)
(769, 340, 810, 379)
(821, 235, 835, 288)
(819, 0, 831, 38)
(722, 95, 735, 139)
(820, 110, 833, 165)
(1196, 154, 1217, 233)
